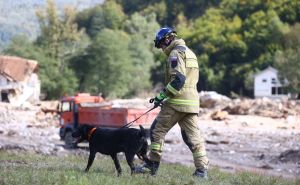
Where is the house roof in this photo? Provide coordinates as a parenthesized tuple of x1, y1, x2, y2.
(0, 56, 38, 82)
(254, 66, 278, 78)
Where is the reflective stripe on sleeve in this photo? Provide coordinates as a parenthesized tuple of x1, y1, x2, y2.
(166, 83, 179, 95)
(150, 143, 163, 151)
(167, 98, 199, 106)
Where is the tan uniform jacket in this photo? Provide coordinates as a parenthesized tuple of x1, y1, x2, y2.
(163, 39, 200, 113)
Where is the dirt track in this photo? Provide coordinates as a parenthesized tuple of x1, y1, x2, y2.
(163, 115, 300, 179)
(0, 102, 299, 179)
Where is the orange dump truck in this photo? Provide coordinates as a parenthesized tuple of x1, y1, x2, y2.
(58, 93, 159, 146)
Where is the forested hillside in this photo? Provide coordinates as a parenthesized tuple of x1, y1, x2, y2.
(2, 0, 300, 99)
(0, 0, 102, 50)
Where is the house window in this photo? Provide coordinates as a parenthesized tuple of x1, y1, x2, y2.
(262, 79, 267, 83)
(272, 87, 276, 95)
(1, 91, 9, 102)
(271, 78, 276, 84)
(278, 87, 282, 94)
(271, 87, 287, 95)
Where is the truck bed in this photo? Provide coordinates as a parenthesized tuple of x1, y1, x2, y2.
(77, 106, 160, 128)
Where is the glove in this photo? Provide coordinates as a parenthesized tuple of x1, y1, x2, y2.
(150, 91, 167, 107)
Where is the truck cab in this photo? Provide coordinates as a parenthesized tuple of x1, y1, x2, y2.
(58, 93, 105, 146)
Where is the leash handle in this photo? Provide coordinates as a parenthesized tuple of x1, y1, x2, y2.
(121, 106, 158, 128)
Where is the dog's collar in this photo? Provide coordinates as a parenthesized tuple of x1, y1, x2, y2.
(87, 127, 97, 141)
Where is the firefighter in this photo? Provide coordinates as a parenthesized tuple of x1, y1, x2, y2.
(137, 27, 209, 178)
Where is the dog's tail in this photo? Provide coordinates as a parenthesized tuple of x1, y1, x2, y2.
(139, 125, 147, 138)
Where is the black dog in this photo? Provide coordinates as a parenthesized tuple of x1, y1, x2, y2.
(72, 125, 149, 175)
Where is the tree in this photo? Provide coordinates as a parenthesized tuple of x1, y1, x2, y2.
(123, 13, 160, 95)
(76, 1, 126, 38)
(275, 24, 300, 96)
(34, 0, 89, 98)
(74, 1, 162, 97)
(185, 8, 248, 94)
(82, 29, 133, 98)
(177, 1, 293, 96)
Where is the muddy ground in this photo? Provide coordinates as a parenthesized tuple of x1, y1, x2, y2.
(0, 101, 299, 179)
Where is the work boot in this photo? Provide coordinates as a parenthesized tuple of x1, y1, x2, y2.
(149, 161, 160, 175)
(134, 161, 160, 176)
(193, 168, 208, 179)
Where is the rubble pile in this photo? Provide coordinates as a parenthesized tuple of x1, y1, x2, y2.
(200, 91, 231, 109)
(223, 98, 300, 118)
(0, 102, 59, 127)
(199, 92, 300, 118)
(0, 102, 61, 155)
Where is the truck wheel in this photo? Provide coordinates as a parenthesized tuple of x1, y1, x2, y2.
(64, 131, 77, 148)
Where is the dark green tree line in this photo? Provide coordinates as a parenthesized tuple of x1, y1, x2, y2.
(3, 0, 300, 99)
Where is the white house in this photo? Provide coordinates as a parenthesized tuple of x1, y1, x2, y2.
(0, 56, 40, 105)
(254, 66, 289, 99)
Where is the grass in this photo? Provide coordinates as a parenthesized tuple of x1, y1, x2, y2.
(0, 150, 299, 185)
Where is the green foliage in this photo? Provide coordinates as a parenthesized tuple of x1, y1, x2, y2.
(275, 24, 300, 94)
(36, 0, 89, 60)
(4, 36, 78, 99)
(34, 0, 89, 98)
(269, 0, 300, 24)
(75, 4, 159, 98)
(186, 8, 247, 94)
(98, 1, 125, 30)
(1, 150, 298, 185)
(123, 13, 160, 95)
(115, 0, 221, 26)
(3, 36, 57, 97)
(82, 29, 133, 98)
(77, 1, 126, 38)
(179, 1, 293, 96)
(79, 11, 159, 98)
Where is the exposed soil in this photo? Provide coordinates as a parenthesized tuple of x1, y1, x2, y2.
(163, 115, 300, 179)
(0, 101, 299, 179)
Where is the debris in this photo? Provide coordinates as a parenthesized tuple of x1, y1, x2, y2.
(222, 97, 300, 117)
(165, 139, 180, 144)
(260, 164, 273, 169)
(211, 110, 229, 120)
(279, 150, 300, 163)
(220, 140, 230, 144)
(241, 122, 248, 127)
(199, 91, 231, 109)
(205, 140, 219, 145)
(210, 131, 221, 136)
(258, 154, 265, 160)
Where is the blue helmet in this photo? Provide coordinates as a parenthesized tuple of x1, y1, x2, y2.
(154, 27, 176, 48)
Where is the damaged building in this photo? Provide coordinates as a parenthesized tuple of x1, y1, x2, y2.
(0, 56, 40, 106)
